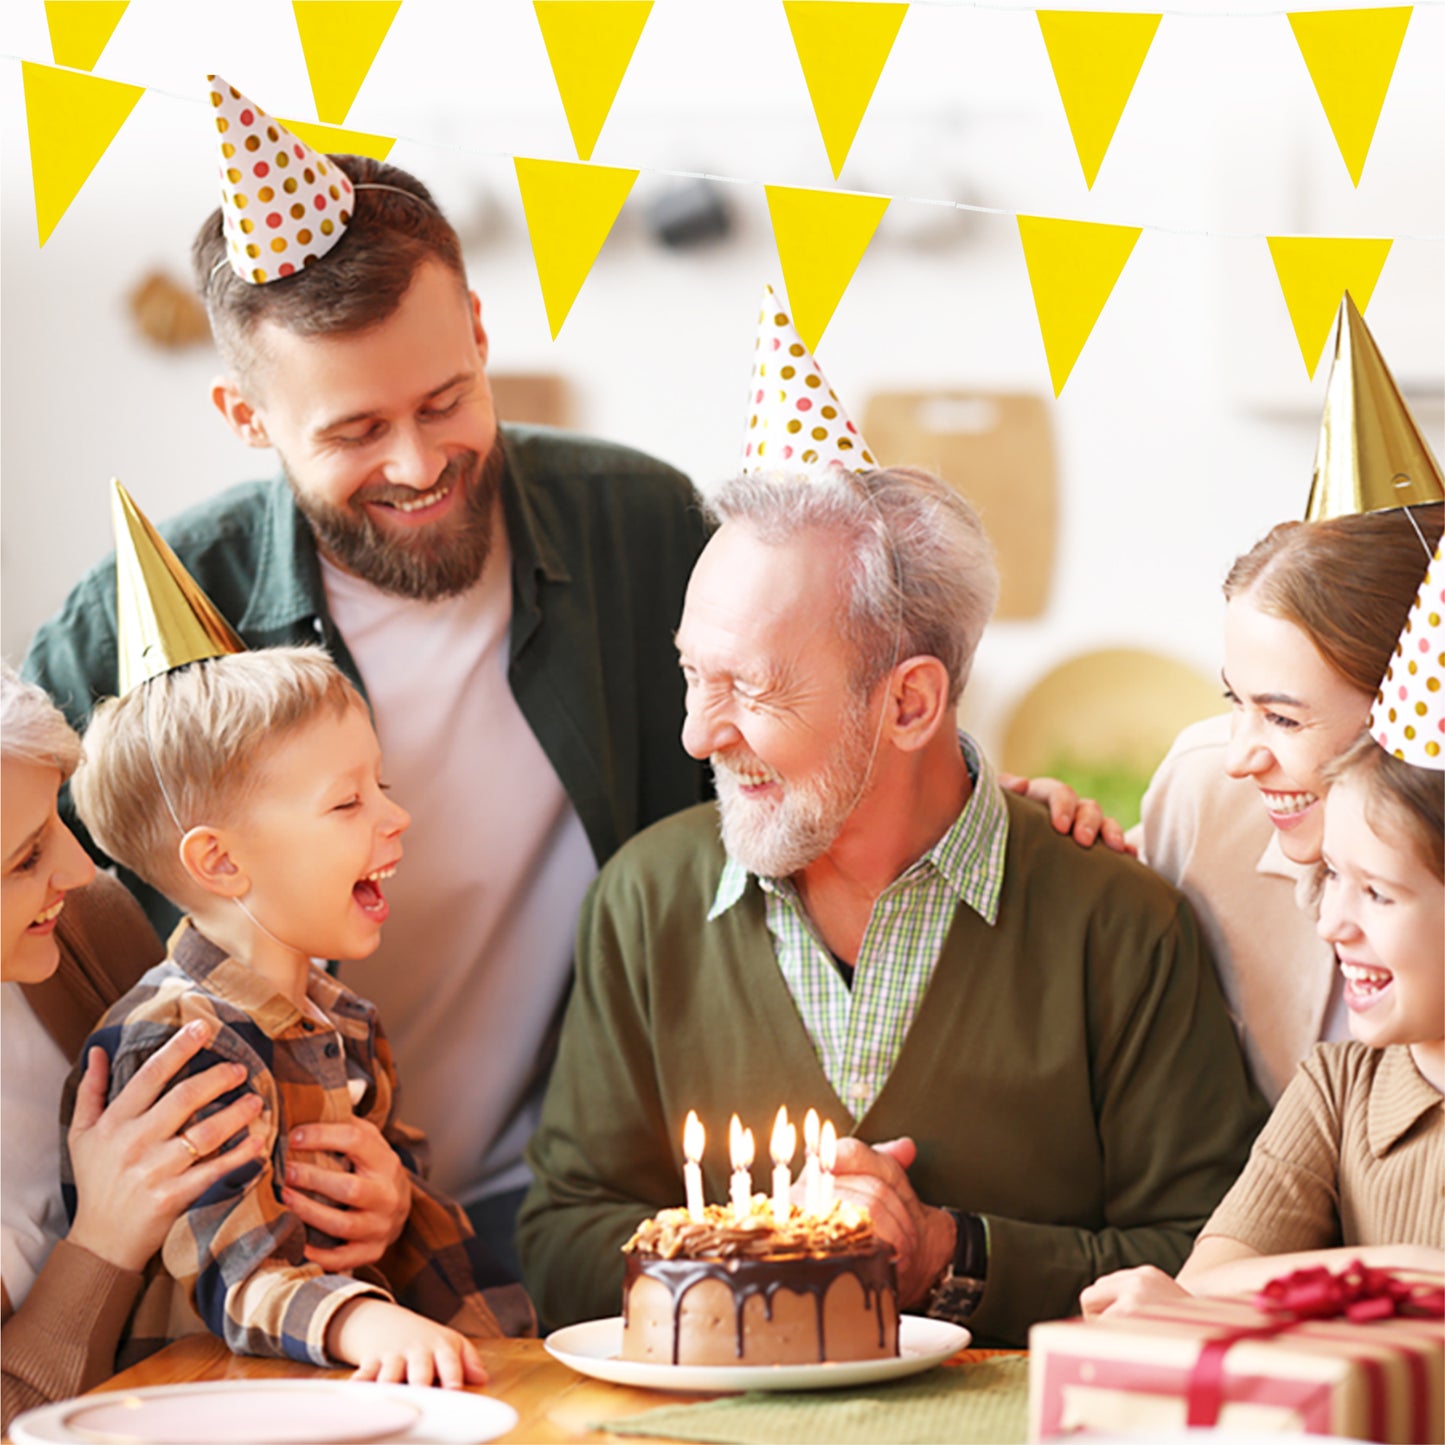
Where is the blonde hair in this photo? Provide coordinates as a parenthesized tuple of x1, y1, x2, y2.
(72, 647, 364, 897)
(1223, 505, 1443, 697)
(1, 663, 81, 778)
(1325, 733, 1445, 882)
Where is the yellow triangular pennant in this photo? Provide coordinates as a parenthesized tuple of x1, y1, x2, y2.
(783, 1, 908, 179)
(1287, 7, 1411, 186)
(293, 0, 401, 124)
(22, 61, 143, 246)
(514, 157, 638, 339)
(45, 1, 129, 71)
(280, 116, 396, 163)
(1266, 236, 1393, 376)
(1036, 11, 1161, 189)
(1017, 215, 1142, 396)
(765, 186, 889, 353)
(534, 1, 653, 162)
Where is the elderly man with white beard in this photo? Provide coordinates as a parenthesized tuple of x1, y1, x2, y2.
(516, 465, 1266, 1346)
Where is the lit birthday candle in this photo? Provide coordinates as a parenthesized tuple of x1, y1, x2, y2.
(819, 1120, 838, 1211)
(802, 1108, 821, 1215)
(770, 1107, 796, 1222)
(729, 1114, 755, 1220)
(683, 1110, 706, 1221)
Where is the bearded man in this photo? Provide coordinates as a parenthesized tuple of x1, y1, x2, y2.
(24, 152, 711, 1283)
(516, 466, 1266, 1346)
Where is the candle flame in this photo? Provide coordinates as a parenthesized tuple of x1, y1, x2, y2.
(770, 1107, 796, 1165)
(804, 1107, 820, 1152)
(729, 1114, 756, 1172)
(820, 1119, 837, 1171)
(684, 1110, 705, 1164)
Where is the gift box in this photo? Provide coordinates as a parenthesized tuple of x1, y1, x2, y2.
(1028, 1271, 1444, 1443)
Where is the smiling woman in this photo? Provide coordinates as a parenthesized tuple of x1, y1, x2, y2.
(1138, 502, 1444, 1103)
(1, 666, 260, 1433)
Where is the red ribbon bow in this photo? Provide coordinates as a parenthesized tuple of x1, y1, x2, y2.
(1186, 1260, 1444, 1429)
(1253, 1260, 1445, 1325)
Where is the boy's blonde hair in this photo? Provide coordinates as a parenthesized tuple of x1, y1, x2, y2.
(1324, 732, 1445, 882)
(73, 647, 364, 897)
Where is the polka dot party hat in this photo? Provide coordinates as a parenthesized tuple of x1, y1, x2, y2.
(740, 285, 876, 477)
(209, 76, 353, 284)
(1370, 541, 1444, 767)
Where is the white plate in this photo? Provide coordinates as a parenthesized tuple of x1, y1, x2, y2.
(10, 1379, 518, 1445)
(544, 1314, 970, 1392)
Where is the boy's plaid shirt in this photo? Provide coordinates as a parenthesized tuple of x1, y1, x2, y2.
(61, 920, 495, 1368)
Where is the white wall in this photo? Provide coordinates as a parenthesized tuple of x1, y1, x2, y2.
(2, 0, 1442, 759)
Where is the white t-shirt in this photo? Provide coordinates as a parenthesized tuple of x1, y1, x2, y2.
(1, 983, 72, 1309)
(321, 518, 596, 1206)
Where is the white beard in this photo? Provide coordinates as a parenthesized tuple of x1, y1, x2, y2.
(712, 703, 876, 878)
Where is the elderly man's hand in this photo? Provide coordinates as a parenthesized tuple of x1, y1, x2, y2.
(830, 1137, 956, 1309)
(281, 1119, 412, 1270)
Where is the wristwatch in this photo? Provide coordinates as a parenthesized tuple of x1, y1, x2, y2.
(926, 1209, 988, 1322)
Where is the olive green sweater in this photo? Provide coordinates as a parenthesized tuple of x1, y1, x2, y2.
(517, 797, 1267, 1346)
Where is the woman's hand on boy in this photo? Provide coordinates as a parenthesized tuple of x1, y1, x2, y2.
(68, 1021, 266, 1273)
(327, 1297, 487, 1388)
(282, 1118, 410, 1270)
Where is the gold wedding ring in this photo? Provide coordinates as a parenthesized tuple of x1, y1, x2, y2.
(179, 1129, 201, 1158)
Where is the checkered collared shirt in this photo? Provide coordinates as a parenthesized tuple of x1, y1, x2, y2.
(708, 733, 1009, 1122)
(61, 921, 495, 1369)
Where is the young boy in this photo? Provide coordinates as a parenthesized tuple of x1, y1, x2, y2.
(65, 646, 501, 1385)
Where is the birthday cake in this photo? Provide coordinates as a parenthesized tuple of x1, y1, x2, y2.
(620, 1201, 899, 1366)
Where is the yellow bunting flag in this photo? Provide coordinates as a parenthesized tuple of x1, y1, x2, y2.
(783, 1, 908, 179)
(514, 157, 638, 339)
(1036, 11, 1162, 189)
(1287, 7, 1411, 187)
(293, 0, 401, 124)
(22, 61, 142, 246)
(45, 1, 128, 71)
(534, 1, 653, 162)
(765, 185, 889, 353)
(1267, 236, 1393, 376)
(281, 117, 396, 163)
(1017, 215, 1142, 396)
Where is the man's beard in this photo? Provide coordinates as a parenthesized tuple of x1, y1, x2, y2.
(712, 697, 878, 879)
(288, 446, 505, 601)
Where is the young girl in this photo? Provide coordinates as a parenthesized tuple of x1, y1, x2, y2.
(1082, 730, 1444, 1315)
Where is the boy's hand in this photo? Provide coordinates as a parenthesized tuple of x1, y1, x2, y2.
(327, 1298, 487, 1388)
(282, 1119, 411, 1270)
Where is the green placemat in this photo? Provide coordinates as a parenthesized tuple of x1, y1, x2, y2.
(596, 1355, 1030, 1445)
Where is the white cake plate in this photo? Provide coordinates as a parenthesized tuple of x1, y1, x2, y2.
(544, 1314, 971, 1392)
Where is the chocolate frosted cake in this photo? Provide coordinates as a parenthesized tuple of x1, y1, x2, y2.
(621, 1201, 899, 1366)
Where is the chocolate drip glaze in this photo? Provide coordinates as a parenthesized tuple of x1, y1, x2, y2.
(623, 1247, 897, 1365)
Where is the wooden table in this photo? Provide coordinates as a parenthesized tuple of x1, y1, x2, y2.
(20, 1335, 1005, 1444)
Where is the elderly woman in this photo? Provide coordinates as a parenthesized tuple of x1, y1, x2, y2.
(1, 667, 265, 1429)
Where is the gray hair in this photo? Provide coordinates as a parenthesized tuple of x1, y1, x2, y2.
(1, 663, 82, 778)
(707, 467, 999, 706)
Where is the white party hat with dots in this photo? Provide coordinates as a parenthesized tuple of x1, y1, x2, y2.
(209, 76, 354, 284)
(740, 285, 876, 476)
(1370, 543, 1445, 768)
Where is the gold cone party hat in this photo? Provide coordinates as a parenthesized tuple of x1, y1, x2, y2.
(1370, 543, 1445, 767)
(1304, 293, 1445, 522)
(209, 75, 354, 284)
(740, 285, 877, 476)
(112, 480, 244, 697)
